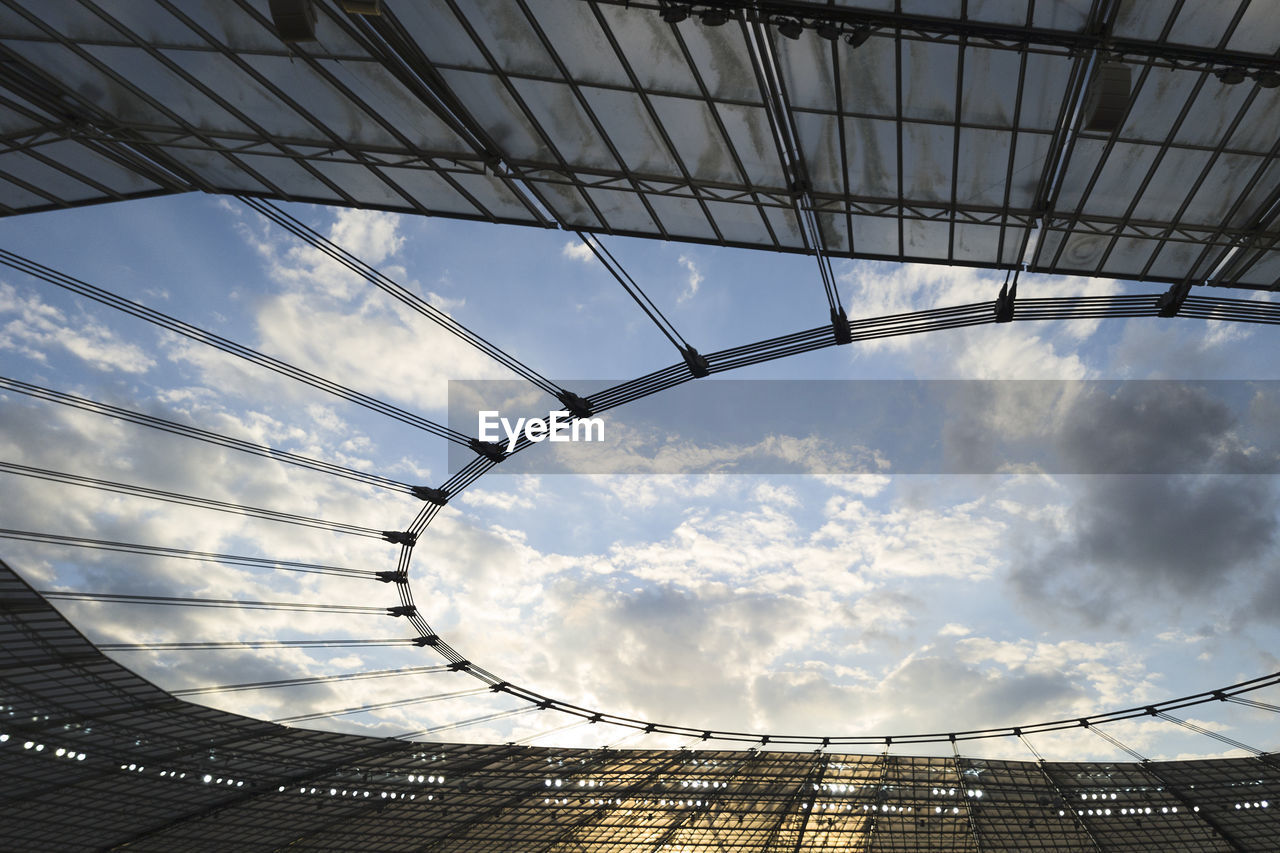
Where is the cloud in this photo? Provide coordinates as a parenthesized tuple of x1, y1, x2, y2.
(329, 208, 404, 265)
(561, 241, 594, 263)
(1009, 475, 1278, 628)
(835, 261, 1123, 379)
(676, 254, 703, 304)
(181, 209, 514, 414)
(1054, 382, 1278, 474)
(0, 283, 155, 373)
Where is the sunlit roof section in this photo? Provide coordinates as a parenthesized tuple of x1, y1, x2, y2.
(4, 558, 1279, 851)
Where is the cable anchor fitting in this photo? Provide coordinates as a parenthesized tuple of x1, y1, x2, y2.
(830, 306, 852, 344)
(412, 634, 440, 647)
(381, 530, 417, 547)
(556, 390, 594, 419)
(1157, 281, 1191, 317)
(386, 605, 417, 618)
(376, 571, 408, 584)
(995, 278, 1017, 322)
(411, 485, 449, 505)
(469, 437, 507, 462)
(681, 346, 710, 378)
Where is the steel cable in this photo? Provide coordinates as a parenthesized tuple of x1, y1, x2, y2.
(0, 377, 412, 493)
(0, 461, 383, 538)
(0, 248, 473, 445)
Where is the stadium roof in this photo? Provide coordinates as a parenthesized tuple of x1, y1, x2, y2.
(0, 0, 1278, 292)
(5, 558, 1280, 851)
(3, 3, 1280, 849)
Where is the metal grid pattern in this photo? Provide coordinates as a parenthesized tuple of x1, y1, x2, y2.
(0, 0, 1277, 290)
(3, 559, 1279, 851)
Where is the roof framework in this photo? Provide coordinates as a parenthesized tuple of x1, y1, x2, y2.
(0, 0, 1277, 292)
(4, 558, 1280, 852)
(3, 3, 1280, 849)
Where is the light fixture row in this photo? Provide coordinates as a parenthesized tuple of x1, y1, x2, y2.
(659, 4, 874, 46)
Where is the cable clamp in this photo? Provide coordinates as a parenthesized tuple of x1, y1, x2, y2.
(681, 346, 710, 378)
(995, 278, 1017, 322)
(830, 306, 852, 344)
(469, 437, 507, 462)
(556, 390, 594, 419)
(411, 486, 449, 505)
(413, 634, 440, 647)
(1157, 282, 1190, 317)
(381, 530, 417, 547)
(386, 605, 417, 618)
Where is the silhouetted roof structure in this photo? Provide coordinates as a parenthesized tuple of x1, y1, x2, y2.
(4, 559, 1279, 851)
(3, 3, 1280, 850)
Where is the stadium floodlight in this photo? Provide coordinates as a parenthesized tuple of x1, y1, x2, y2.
(816, 22, 840, 41)
(267, 0, 317, 43)
(777, 18, 804, 40)
(660, 4, 689, 24)
(844, 26, 872, 47)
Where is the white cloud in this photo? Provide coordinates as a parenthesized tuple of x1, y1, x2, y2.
(329, 208, 404, 265)
(0, 283, 154, 373)
(561, 241, 594, 262)
(835, 262, 1123, 379)
(677, 254, 703, 304)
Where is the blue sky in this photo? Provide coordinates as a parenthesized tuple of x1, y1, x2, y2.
(2, 193, 1278, 760)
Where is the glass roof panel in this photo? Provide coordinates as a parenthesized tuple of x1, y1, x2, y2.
(901, 40, 958, 123)
(675, 20, 763, 103)
(578, 86, 679, 176)
(844, 116, 898, 199)
(510, 78, 619, 172)
(396, 1, 489, 68)
(36, 139, 163, 195)
(903, 218, 951, 259)
(439, 69, 553, 164)
(794, 111, 844, 195)
(838, 34, 897, 119)
(595, 4, 701, 96)
(524, 0, 630, 88)
(446, 0, 562, 78)
(238, 54, 405, 148)
(648, 94, 740, 185)
(1112, 0, 1179, 42)
(774, 30, 838, 113)
(645, 192, 716, 240)
(704, 199, 775, 245)
(1165, 1, 1249, 49)
(1226, 0, 1280, 54)
(901, 121, 955, 203)
(230, 152, 343, 201)
(959, 46, 1021, 127)
(584, 186, 659, 233)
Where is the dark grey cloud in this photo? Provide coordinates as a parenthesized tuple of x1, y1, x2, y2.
(1001, 381, 1280, 629)
(1009, 474, 1278, 629)
(1055, 382, 1279, 474)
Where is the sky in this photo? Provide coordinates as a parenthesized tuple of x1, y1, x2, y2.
(1, 192, 1278, 762)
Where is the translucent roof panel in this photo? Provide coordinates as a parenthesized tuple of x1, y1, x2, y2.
(0, 0, 1276, 291)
